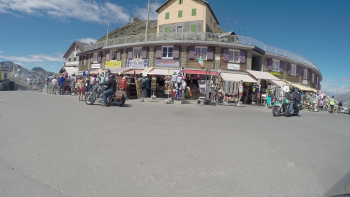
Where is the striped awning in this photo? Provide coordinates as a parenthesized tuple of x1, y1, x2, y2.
(123, 69, 144, 75)
(270, 80, 286, 87)
(221, 73, 257, 83)
(148, 69, 180, 75)
(142, 67, 154, 74)
(247, 70, 280, 80)
(109, 68, 131, 74)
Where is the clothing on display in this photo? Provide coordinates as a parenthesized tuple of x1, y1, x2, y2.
(198, 80, 206, 94)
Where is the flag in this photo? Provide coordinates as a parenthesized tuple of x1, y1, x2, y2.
(198, 58, 204, 69)
(12, 67, 14, 79)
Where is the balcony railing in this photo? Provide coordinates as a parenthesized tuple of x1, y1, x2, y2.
(83, 32, 320, 72)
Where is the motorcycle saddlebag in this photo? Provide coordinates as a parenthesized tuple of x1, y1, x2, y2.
(115, 92, 124, 100)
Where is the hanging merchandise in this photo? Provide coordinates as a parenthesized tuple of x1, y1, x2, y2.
(230, 81, 234, 95)
(238, 82, 243, 97)
(151, 76, 157, 90)
(198, 80, 207, 94)
(224, 80, 229, 93)
(198, 58, 204, 69)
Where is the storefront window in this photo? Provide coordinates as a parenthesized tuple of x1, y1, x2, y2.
(93, 53, 98, 63)
(229, 50, 239, 62)
(303, 69, 308, 80)
(162, 46, 173, 58)
(195, 47, 207, 59)
(272, 59, 279, 72)
(312, 73, 315, 83)
(133, 47, 142, 59)
(110, 50, 118, 60)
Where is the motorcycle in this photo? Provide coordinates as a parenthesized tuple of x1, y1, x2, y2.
(272, 91, 301, 117)
(85, 84, 126, 107)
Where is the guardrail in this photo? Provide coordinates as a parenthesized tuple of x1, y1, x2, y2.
(83, 32, 320, 72)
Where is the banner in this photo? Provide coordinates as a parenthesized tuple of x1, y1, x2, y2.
(91, 64, 101, 69)
(270, 71, 281, 76)
(105, 60, 121, 68)
(228, 63, 240, 70)
(155, 59, 180, 67)
(127, 59, 147, 68)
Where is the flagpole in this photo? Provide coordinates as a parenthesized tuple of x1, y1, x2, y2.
(106, 21, 109, 46)
(145, 0, 151, 42)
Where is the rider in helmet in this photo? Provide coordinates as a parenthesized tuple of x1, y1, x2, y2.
(101, 74, 116, 107)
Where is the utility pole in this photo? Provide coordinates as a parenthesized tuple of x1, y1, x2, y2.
(227, 18, 230, 35)
(105, 21, 109, 46)
(145, 0, 151, 42)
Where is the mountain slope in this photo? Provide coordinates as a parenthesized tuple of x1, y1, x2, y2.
(98, 20, 226, 41)
(335, 92, 350, 108)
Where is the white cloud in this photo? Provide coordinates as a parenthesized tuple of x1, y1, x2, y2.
(78, 38, 97, 44)
(320, 83, 350, 95)
(14, 62, 22, 65)
(340, 78, 350, 82)
(0, 53, 64, 63)
(324, 78, 338, 83)
(0, 0, 130, 24)
(135, 1, 162, 20)
(0, 51, 3, 53)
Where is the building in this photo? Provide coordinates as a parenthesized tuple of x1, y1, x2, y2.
(76, 0, 322, 92)
(62, 41, 88, 75)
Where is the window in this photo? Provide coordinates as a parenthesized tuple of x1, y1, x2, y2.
(272, 59, 279, 72)
(165, 12, 169, 19)
(228, 50, 239, 62)
(4, 73, 7, 79)
(110, 50, 118, 60)
(192, 8, 196, 16)
(133, 47, 142, 59)
(179, 0, 183, 4)
(162, 46, 173, 59)
(178, 10, 183, 18)
(191, 24, 196, 33)
(164, 27, 169, 34)
(68, 58, 71, 62)
(303, 69, 308, 80)
(316, 77, 319, 88)
(195, 47, 207, 60)
(311, 73, 315, 83)
(291, 64, 296, 75)
(93, 53, 98, 62)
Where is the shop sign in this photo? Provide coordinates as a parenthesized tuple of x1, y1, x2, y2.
(270, 71, 281, 76)
(302, 79, 308, 85)
(228, 63, 240, 70)
(155, 59, 179, 67)
(127, 59, 147, 68)
(91, 64, 100, 69)
(105, 60, 121, 68)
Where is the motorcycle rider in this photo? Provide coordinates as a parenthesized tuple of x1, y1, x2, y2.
(288, 87, 296, 113)
(101, 74, 116, 107)
(329, 96, 335, 114)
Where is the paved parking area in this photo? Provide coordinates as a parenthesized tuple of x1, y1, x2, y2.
(0, 91, 349, 197)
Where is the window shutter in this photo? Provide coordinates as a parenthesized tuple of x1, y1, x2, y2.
(191, 24, 196, 33)
(106, 51, 110, 61)
(279, 61, 284, 72)
(223, 49, 230, 62)
(178, 10, 182, 18)
(165, 12, 169, 19)
(173, 46, 180, 59)
(296, 65, 299, 76)
(156, 46, 162, 59)
(164, 27, 169, 34)
(192, 9, 196, 16)
(207, 47, 214, 61)
(288, 63, 291, 75)
(141, 47, 148, 59)
(268, 59, 273, 71)
(90, 54, 93, 63)
(127, 48, 133, 59)
(189, 46, 195, 60)
(117, 49, 121, 60)
(98, 52, 102, 63)
(239, 51, 246, 63)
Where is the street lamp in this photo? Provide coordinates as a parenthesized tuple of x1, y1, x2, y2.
(227, 18, 230, 35)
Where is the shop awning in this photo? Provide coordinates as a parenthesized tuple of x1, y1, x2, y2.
(221, 73, 257, 83)
(269, 80, 286, 87)
(123, 69, 144, 75)
(142, 67, 154, 74)
(148, 69, 180, 75)
(184, 69, 217, 75)
(247, 70, 280, 80)
(109, 68, 131, 74)
(285, 81, 316, 92)
(63, 67, 79, 76)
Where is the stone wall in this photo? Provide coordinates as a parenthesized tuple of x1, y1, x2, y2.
(159, 20, 203, 33)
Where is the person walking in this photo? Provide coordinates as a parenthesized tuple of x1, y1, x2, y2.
(51, 77, 58, 95)
(59, 74, 65, 95)
(338, 101, 343, 114)
(77, 76, 85, 101)
(329, 96, 335, 114)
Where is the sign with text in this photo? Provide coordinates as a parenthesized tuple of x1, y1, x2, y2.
(105, 60, 121, 68)
(227, 63, 240, 70)
(91, 64, 100, 69)
(127, 59, 147, 68)
(270, 71, 281, 76)
(155, 59, 180, 67)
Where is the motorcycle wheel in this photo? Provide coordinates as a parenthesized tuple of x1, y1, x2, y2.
(85, 93, 95, 105)
(293, 107, 299, 116)
(272, 106, 281, 116)
(119, 99, 125, 107)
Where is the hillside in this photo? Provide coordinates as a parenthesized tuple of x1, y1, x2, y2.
(0, 61, 57, 90)
(335, 92, 350, 108)
(98, 20, 226, 41)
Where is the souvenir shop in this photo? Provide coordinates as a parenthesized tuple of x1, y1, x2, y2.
(147, 69, 180, 98)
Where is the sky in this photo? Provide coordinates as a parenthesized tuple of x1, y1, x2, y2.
(0, 0, 349, 95)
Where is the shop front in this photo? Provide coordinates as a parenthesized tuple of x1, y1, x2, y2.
(147, 68, 180, 98)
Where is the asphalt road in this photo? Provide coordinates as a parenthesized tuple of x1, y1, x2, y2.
(0, 91, 349, 197)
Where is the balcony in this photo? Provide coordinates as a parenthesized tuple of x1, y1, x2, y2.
(83, 32, 320, 73)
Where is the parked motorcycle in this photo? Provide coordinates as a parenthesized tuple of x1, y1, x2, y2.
(272, 91, 301, 117)
(85, 84, 126, 107)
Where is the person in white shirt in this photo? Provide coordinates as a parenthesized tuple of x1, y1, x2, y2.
(51, 77, 58, 95)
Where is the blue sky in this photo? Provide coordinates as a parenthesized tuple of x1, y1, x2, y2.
(0, 0, 349, 94)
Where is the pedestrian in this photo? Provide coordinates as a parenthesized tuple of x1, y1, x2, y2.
(77, 76, 85, 101)
(338, 101, 343, 114)
(59, 74, 65, 95)
(85, 75, 90, 92)
(329, 96, 335, 114)
(90, 73, 96, 91)
(319, 98, 324, 112)
(51, 77, 58, 95)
